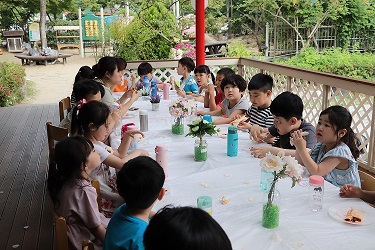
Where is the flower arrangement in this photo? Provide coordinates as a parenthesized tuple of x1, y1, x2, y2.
(260, 151, 304, 228)
(168, 97, 195, 134)
(150, 94, 161, 103)
(140, 86, 151, 96)
(186, 118, 220, 146)
(169, 43, 196, 59)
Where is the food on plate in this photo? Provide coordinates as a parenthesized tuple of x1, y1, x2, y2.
(230, 116, 248, 126)
(290, 131, 309, 146)
(344, 208, 364, 223)
(220, 196, 230, 205)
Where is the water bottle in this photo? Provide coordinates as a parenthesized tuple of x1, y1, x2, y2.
(151, 81, 157, 96)
(203, 115, 212, 123)
(126, 125, 138, 152)
(308, 175, 324, 211)
(227, 126, 238, 157)
(163, 82, 169, 100)
(155, 145, 168, 178)
(143, 76, 150, 88)
(139, 110, 148, 132)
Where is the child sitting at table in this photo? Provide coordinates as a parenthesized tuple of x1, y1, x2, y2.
(47, 136, 109, 249)
(60, 79, 104, 133)
(291, 105, 361, 187)
(250, 91, 316, 158)
(203, 67, 234, 111)
(197, 74, 249, 125)
(133, 62, 163, 90)
(191, 64, 215, 102)
(176, 57, 199, 98)
(71, 100, 149, 216)
(143, 206, 232, 250)
(70, 65, 95, 106)
(237, 73, 274, 143)
(104, 156, 166, 250)
(339, 184, 375, 204)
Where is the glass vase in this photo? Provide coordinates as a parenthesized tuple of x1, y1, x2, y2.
(194, 139, 207, 161)
(151, 103, 159, 111)
(171, 116, 184, 135)
(262, 180, 281, 229)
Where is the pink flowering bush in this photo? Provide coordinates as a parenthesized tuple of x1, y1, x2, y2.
(170, 43, 196, 59)
(0, 62, 27, 107)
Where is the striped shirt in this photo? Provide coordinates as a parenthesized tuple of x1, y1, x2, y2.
(246, 105, 273, 128)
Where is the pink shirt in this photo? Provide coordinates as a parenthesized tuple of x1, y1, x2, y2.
(56, 179, 109, 250)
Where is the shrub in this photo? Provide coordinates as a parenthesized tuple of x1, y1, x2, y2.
(276, 47, 375, 82)
(0, 62, 27, 107)
(225, 40, 252, 58)
(110, 2, 180, 60)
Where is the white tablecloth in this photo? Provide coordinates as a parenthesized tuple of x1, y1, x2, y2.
(114, 94, 375, 250)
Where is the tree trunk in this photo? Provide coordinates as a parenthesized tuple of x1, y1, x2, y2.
(40, 0, 47, 48)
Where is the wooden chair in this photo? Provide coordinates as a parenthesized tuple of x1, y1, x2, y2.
(82, 240, 94, 250)
(359, 169, 375, 191)
(53, 212, 69, 250)
(59, 96, 71, 122)
(91, 179, 101, 212)
(46, 122, 68, 165)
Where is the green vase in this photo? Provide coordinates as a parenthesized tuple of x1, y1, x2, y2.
(171, 117, 184, 135)
(262, 203, 279, 228)
(194, 139, 207, 161)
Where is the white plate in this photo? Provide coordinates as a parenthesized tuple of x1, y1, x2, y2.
(328, 202, 375, 225)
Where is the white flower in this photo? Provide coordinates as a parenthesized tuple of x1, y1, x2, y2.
(283, 155, 304, 179)
(260, 153, 284, 173)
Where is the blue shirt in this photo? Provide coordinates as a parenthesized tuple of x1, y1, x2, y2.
(104, 204, 148, 250)
(181, 75, 198, 94)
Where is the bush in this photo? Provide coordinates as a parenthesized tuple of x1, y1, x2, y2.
(110, 2, 180, 60)
(0, 62, 27, 107)
(276, 47, 375, 82)
(225, 40, 252, 58)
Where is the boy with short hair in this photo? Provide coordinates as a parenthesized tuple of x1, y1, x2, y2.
(176, 57, 199, 97)
(238, 73, 274, 139)
(103, 156, 166, 250)
(134, 62, 162, 89)
(250, 91, 317, 158)
(197, 74, 249, 125)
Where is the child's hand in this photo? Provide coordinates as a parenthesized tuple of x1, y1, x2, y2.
(250, 146, 267, 158)
(250, 124, 267, 142)
(339, 184, 363, 199)
(134, 149, 149, 157)
(238, 122, 251, 130)
(176, 88, 186, 98)
(130, 90, 140, 101)
(196, 110, 206, 116)
(290, 129, 307, 149)
(124, 130, 144, 140)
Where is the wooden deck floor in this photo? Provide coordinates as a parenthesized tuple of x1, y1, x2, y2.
(0, 104, 59, 250)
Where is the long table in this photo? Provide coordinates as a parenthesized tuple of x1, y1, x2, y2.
(114, 94, 375, 250)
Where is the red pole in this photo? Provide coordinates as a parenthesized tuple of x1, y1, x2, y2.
(196, 0, 205, 65)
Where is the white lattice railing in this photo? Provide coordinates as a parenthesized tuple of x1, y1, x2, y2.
(125, 57, 375, 173)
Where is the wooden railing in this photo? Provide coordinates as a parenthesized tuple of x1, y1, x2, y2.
(125, 57, 375, 173)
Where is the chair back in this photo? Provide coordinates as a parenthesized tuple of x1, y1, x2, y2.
(53, 212, 69, 250)
(46, 122, 68, 165)
(91, 179, 101, 212)
(59, 97, 71, 122)
(359, 169, 375, 191)
(82, 240, 94, 250)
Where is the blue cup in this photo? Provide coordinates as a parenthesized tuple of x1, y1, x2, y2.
(203, 115, 212, 123)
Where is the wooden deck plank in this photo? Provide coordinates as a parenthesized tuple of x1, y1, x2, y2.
(0, 104, 58, 250)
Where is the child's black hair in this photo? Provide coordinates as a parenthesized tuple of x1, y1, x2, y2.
(73, 79, 103, 102)
(116, 156, 165, 210)
(194, 64, 215, 83)
(320, 105, 360, 159)
(137, 62, 153, 76)
(74, 66, 94, 84)
(47, 136, 94, 208)
(220, 73, 247, 92)
(270, 91, 303, 120)
(216, 67, 235, 76)
(144, 206, 232, 250)
(116, 57, 127, 71)
(92, 56, 118, 79)
(178, 57, 195, 72)
(248, 73, 274, 92)
(70, 100, 110, 136)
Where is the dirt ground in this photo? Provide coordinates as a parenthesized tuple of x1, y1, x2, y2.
(0, 49, 96, 105)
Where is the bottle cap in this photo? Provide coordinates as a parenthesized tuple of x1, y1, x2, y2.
(140, 110, 148, 115)
(197, 196, 212, 208)
(309, 175, 324, 185)
(155, 145, 168, 153)
(228, 126, 237, 134)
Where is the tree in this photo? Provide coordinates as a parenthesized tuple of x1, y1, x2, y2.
(40, 0, 47, 48)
